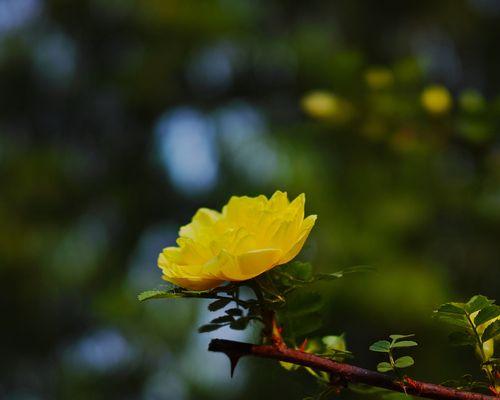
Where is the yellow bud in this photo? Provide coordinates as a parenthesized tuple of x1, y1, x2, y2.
(421, 85, 453, 115)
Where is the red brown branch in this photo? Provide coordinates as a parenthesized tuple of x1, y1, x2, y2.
(208, 339, 498, 400)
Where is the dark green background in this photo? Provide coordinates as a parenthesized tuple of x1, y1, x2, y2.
(1, 0, 499, 399)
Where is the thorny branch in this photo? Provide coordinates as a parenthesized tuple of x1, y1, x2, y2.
(208, 339, 499, 400)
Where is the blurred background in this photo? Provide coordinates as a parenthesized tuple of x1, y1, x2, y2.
(1, 0, 499, 399)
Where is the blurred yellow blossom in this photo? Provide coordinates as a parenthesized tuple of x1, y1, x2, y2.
(301, 90, 354, 123)
(364, 67, 394, 90)
(301, 91, 340, 119)
(420, 85, 452, 115)
(158, 191, 317, 290)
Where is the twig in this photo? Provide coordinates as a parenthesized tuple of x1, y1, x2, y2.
(208, 339, 498, 400)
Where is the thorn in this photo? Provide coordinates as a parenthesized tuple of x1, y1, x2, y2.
(229, 354, 241, 378)
(404, 376, 421, 395)
(271, 318, 287, 351)
(208, 339, 252, 378)
(299, 338, 308, 352)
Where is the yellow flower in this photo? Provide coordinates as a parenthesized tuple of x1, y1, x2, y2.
(301, 91, 340, 119)
(420, 85, 452, 115)
(158, 191, 317, 290)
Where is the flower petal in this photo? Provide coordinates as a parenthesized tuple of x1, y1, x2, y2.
(269, 190, 289, 210)
(203, 250, 240, 280)
(278, 215, 317, 264)
(236, 248, 282, 279)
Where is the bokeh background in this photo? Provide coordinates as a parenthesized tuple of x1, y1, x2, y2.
(1, 0, 499, 399)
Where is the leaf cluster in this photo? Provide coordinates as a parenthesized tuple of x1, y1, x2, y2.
(138, 283, 261, 333)
(434, 295, 500, 345)
(266, 262, 373, 343)
(138, 262, 373, 339)
(433, 295, 499, 390)
(369, 334, 417, 373)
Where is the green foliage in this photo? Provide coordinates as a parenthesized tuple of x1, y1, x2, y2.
(434, 294, 499, 391)
(465, 295, 493, 314)
(137, 289, 182, 301)
(140, 271, 498, 397)
(442, 374, 492, 392)
(268, 262, 374, 343)
(482, 320, 500, 342)
(280, 333, 352, 387)
(314, 265, 376, 281)
(208, 298, 232, 311)
(394, 356, 414, 368)
(433, 294, 499, 345)
(448, 331, 476, 346)
(319, 334, 353, 362)
(278, 261, 314, 283)
(138, 261, 373, 339)
(377, 362, 393, 372)
(474, 305, 500, 326)
(198, 324, 221, 333)
(370, 334, 417, 374)
(369, 340, 391, 353)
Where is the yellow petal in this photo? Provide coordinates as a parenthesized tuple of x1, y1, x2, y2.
(289, 193, 305, 221)
(301, 214, 317, 232)
(160, 247, 182, 263)
(279, 215, 317, 264)
(270, 221, 294, 249)
(236, 248, 282, 279)
(193, 208, 221, 226)
(204, 250, 240, 280)
(268, 190, 289, 210)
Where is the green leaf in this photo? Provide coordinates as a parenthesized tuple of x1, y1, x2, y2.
(436, 303, 466, 315)
(225, 308, 243, 316)
(465, 295, 493, 313)
(279, 361, 300, 371)
(229, 318, 249, 330)
(482, 358, 500, 367)
(198, 324, 222, 333)
(377, 362, 393, 372)
(316, 265, 375, 281)
(389, 334, 415, 340)
(282, 312, 323, 338)
(322, 334, 347, 352)
(394, 356, 414, 368)
(369, 340, 391, 353)
(208, 298, 231, 311)
(137, 290, 181, 301)
(481, 320, 500, 342)
(448, 331, 476, 346)
(287, 291, 323, 316)
(391, 340, 418, 348)
(210, 315, 233, 324)
(433, 313, 468, 328)
(280, 261, 314, 281)
(474, 305, 500, 326)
